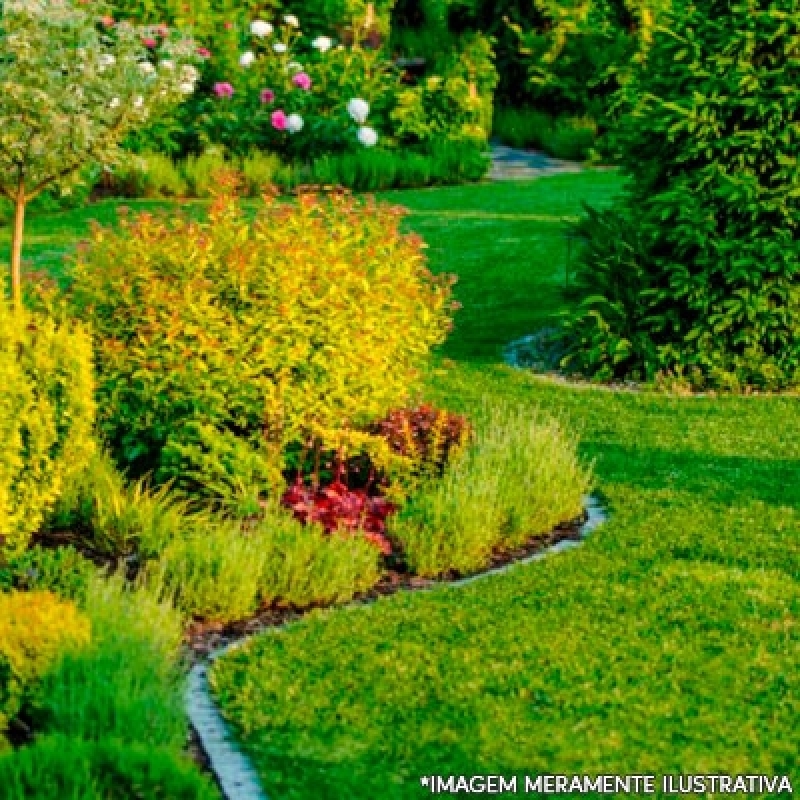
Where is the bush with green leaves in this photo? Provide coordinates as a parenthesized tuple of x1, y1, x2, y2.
(390, 32, 497, 146)
(389, 399, 591, 577)
(2, 546, 98, 604)
(0, 303, 95, 558)
(562, 0, 800, 390)
(66, 184, 455, 500)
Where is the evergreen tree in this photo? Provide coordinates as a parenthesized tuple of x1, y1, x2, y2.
(563, 0, 800, 390)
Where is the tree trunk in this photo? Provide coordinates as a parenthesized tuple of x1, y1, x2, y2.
(10, 187, 26, 311)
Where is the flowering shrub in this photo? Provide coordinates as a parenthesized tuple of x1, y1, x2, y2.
(187, 14, 401, 158)
(0, 0, 198, 306)
(0, 590, 91, 742)
(66, 182, 455, 503)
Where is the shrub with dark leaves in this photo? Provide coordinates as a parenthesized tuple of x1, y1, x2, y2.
(370, 404, 471, 478)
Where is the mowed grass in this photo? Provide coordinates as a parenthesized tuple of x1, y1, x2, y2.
(383, 172, 625, 362)
(208, 175, 800, 798)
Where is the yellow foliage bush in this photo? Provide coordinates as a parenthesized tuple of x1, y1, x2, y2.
(0, 590, 91, 739)
(67, 181, 456, 501)
(0, 302, 96, 556)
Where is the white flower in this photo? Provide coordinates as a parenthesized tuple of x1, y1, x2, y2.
(109, 96, 120, 109)
(239, 51, 256, 67)
(179, 82, 195, 94)
(286, 113, 304, 133)
(357, 126, 378, 147)
(181, 65, 199, 82)
(311, 36, 333, 52)
(286, 61, 303, 72)
(159, 59, 175, 70)
(133, 95, 144, 108)
(283, 14, 299, 27)
(272, 42, 288, 53)
(250, 19, 273, 37)
(139, 61, 156, 75)
(347, 97, 369, 124)
(98, 53, 116, 70)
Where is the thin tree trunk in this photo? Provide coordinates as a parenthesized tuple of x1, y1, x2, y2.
(10, 186, 26, 311)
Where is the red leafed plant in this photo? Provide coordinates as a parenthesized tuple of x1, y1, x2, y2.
(281, 480, 395, 555)
(281, 405, 470, 557)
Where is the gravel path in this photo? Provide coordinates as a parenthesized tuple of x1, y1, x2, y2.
(488, 143, 585, 181)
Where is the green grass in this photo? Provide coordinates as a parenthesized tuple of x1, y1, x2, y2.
(383, 172, 625, 362)
(207, 175, 800, 797)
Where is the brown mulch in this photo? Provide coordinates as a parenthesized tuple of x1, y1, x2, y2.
(184, 510, 587, 662)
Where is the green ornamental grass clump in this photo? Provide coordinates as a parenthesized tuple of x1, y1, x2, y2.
(562, 0, 800, 390)
(389, 399, 591, 577)
(146, 506, 382, 623)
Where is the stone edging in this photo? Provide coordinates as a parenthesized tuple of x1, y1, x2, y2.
(187, 495, 607, 800)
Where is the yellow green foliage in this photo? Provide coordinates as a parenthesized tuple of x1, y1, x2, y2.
(67, 181, 455, 500)
(0, 590, 91, 739)
(0, 303, 95, 556)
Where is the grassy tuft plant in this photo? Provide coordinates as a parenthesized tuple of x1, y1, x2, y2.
(254, 508, 382, 609)
(146, 520, 266, 623)
(146, 505, 383, 624)
(0, 734, 220, 799)
(33, 574, 185, 748)
(47, 450, 203, 562)
(389, 398, 591, 577)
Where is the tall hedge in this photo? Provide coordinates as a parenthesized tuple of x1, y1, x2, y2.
(563, 0, 800, 390)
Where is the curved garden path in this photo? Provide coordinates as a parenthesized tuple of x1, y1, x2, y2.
(488, 143, 585, 181)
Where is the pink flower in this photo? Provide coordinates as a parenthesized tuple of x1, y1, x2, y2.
(260, 88, 275, 104)
(271, 110, 288, 130)
(292, 71, 312, 90)
(100, 15, 114, 27)
(142, 37, 157, 48)
(197, 46, 211, 58)
(224, 20, 233, 29)
(213, 82, 234, 98)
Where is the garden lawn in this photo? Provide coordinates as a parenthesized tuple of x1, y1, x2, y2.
(209, 175, 800, 798)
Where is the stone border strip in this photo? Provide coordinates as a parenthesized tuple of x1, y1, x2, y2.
(187, 495, 607, 800)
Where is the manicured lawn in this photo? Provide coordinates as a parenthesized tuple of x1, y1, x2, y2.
(208, 175, 800, 798)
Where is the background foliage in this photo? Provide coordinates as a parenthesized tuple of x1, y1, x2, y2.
(563, 0, 800, 389)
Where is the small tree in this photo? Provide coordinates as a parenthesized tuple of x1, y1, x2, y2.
(0, 0, 198, 308)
